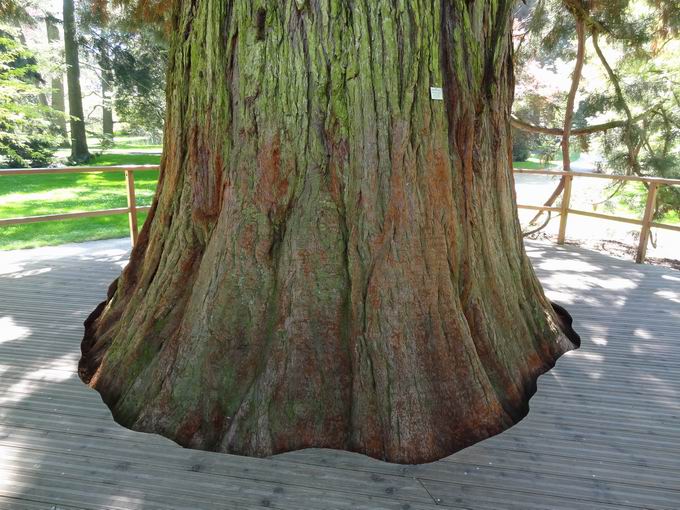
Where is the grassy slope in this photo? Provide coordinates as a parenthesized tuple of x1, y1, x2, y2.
(0, 152, 160, 250)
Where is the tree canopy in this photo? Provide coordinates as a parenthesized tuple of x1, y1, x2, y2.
(0, 27, 60, 167)
(513, 0, 680, 220)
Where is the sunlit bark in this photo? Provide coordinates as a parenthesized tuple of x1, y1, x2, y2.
(80, 0, 574, 464)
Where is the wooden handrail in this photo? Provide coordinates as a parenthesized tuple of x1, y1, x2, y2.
(0, 207, 152, 226)
(514, 168, 680, 263)
(0, 165, 160, 247)
(513, 168, 680, 186)
(0, 164, 159, 176)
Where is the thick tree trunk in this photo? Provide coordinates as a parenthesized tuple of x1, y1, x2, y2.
(63, 0, 90, 162)
(101, 76, 114, 139)
(80, 0, 574, 464)
(45, 16, 69, 143)
(97, 40, 115, 141)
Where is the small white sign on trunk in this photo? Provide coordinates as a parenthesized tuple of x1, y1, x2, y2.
(430, 87, 444, 101)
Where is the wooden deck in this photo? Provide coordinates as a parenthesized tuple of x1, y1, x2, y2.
(0, 239, 678, 510)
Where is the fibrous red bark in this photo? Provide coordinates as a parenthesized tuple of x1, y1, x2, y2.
(80, 0, 576, 464)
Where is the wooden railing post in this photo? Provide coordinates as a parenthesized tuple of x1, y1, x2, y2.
(636, 182, 658, 264)
(125, 170, 139, 247)
(557, 174, 573, 245)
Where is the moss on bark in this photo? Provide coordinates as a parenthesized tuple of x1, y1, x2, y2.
(80, 0, 573, 464)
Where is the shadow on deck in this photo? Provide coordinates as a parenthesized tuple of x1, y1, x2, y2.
(0, 239, 678, 510)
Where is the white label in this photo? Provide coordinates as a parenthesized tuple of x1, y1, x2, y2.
(430, 87, 444, 100)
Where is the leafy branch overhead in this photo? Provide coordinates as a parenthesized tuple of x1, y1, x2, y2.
(513, 0, 680, 221)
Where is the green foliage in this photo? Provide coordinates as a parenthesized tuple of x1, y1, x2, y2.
(514, 0, 680, 217)
(511, 91, 562, 162)
(79, 3, 167, 141)
(0, 29, 60, 168)
(512, 137, 530, 161)
(110, 30, 166, 141)
(0, 0, 37, 25)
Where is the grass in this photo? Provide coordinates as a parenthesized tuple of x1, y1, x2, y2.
(107, 143, 163, 151)
(0, 152, 160, 250)
(84, 153, 161, 166)
(512, 160, 555, 170)
(612, 181, 680, 225)
(512, 151, 581, 170)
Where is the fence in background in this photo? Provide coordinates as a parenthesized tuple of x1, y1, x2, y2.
(1, 165, 679, 263)
(0, 165, 157, 247)
(514, 169, 680, 263)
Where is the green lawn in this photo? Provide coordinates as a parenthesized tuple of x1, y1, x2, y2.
(512, 160, 556, 170)
(0, 152, 160, 250)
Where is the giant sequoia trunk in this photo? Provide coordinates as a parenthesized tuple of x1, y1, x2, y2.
(80, 0, 574, 464)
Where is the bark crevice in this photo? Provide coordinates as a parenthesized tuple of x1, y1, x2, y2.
(80, 0, 574, 465)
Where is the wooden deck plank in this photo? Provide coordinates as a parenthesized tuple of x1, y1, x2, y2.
(0, 448, 439, 510)
(0, 496, 85, 510)
(1, 238, 679, 509)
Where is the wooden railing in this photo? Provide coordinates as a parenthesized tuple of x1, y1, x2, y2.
(0, 165, 159, 247)
(514, 169, 680, 263)
(1, 165, 678, 263)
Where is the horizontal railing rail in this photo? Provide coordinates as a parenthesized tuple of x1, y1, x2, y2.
(514, 168, 680, 263)
(0, 165, 678, 263)
(0, 165, 160, 246)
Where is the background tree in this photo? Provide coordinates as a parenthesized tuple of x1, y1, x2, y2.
(96, 37, 115, 141)
(45, 14, 69, 143)
(79, 1, 167, 143)
(63, 0, 90, 162)
(0, 0, 35, 24)
(513, 0, 680, 227)
(80, 0, 575, 464)
(0, 23, 59, 167)
(107, 27, 165, 142)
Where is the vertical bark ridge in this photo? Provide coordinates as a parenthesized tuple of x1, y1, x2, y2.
(80, 0, 573, 464)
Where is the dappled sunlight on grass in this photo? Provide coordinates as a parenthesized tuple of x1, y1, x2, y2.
(0, 213, 149, 250)
(88, 152, 161, 166)
(0, 188, 81, 205)
(0, 152, 160, 249)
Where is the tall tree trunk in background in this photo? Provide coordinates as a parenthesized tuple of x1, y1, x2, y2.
(101, 76, 114, 140)
(45, 15, 69, 144)
(63, 0, 89, 162)
(45, 15, 68, 143)
(80, 0, 574, 464)
(97, 40, 115, 142)
(561, 17, 586, 174)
